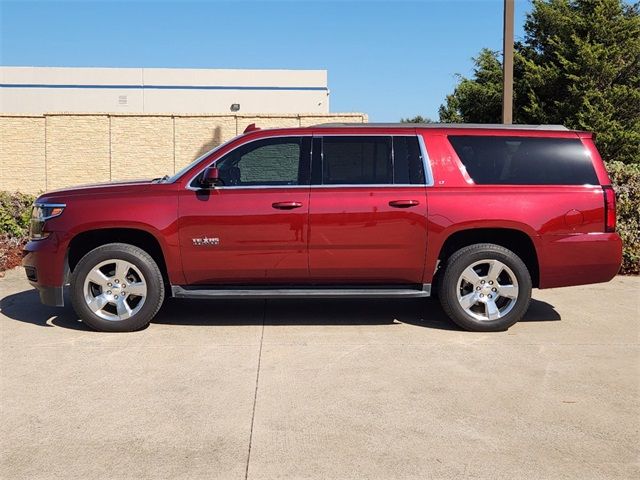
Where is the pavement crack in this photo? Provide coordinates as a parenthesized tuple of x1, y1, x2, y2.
(245, 300, 266, 480)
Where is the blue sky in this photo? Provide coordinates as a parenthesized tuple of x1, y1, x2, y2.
(0, 0, 530, 121)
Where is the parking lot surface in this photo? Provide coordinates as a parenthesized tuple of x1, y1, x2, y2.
(1, 267, 638, 480)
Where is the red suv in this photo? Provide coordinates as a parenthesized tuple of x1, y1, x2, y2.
(23, 123, 622, 332)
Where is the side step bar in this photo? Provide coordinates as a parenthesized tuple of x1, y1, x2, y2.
(171, 284, 431, 299)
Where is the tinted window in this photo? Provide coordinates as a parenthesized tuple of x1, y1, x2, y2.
(393, 136, 425, 184)
(214, 137, 307, 186)
(311, 137, 322, 185)
(448, 136, 598, 185)
(322, 136, 392, 185)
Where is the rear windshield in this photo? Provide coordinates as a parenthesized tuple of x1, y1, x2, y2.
(448, 136, 599, 185)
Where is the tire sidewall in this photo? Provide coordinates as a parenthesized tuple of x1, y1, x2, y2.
(441, 245, 532, 332)
(70, 244, 164, 332)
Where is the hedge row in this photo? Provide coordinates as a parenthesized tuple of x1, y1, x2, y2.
(607, 162, 640, 274)
(0, 191, 36, 271)
(1, 163, 638, 273)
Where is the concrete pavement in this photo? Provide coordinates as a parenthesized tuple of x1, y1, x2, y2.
(1, 267, 638, 479)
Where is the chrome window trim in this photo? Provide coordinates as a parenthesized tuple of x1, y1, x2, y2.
(185, 133, 434, 190)
(310, 184, 426, 189)
(417, 134, 435, 187)
(194, 185, 310, 190)
(187, 184, 428, 191)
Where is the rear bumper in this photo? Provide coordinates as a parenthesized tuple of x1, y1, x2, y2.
(22, 234, 67, 307)
(538, 232, 622, 289)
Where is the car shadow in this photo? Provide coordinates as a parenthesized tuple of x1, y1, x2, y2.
(0, 289, 88, 330)
(1, 288, 561, 332)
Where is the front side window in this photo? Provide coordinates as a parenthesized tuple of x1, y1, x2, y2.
(209, 137, 309, 187)
(448, 136, 598, 185)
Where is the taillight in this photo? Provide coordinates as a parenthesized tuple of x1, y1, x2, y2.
(602, 185, 616, 233)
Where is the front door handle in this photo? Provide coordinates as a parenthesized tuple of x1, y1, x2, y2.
(389, 200, 420, 208)
(272, 201, 303, 210)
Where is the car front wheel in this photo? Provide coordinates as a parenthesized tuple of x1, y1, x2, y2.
(437, 243, 532, 332)
(70, 243, 165, 332)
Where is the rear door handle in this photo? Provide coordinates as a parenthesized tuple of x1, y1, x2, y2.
(389, 200, 420, 208)
(272, 201, 303, 210)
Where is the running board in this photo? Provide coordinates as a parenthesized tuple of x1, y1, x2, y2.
(171, 284, 431, 299)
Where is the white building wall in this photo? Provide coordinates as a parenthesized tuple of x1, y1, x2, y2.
(0, 66, 330, 114)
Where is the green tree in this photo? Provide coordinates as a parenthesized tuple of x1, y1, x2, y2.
(400, 115, 434, 123)
(439, 49, 505, 123)
(439, 0, 640, 165)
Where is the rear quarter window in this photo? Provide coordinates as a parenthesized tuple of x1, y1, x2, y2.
(448, 136, 599, 185)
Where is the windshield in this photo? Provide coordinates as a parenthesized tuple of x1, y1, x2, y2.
(166, 136, 240, 183)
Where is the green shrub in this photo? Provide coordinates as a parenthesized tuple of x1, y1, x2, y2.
(0, 191, 36, 238)
(606, 161, 640, 274)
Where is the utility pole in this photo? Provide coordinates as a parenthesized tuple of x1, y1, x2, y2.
(502, 0, 515, 124)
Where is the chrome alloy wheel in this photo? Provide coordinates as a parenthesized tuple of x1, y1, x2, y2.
(456, 259, 519, 321)
(83, 259, 147, 321)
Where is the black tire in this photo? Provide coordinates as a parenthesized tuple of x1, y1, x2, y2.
(70, 243, 165, 332)
(437, 243, 532, 332)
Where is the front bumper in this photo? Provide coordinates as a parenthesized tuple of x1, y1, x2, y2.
(22, 233, 68, 307)
(33, 282, 65, 307)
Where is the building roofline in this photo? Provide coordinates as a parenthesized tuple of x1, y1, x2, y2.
(0, 65, 327, 73)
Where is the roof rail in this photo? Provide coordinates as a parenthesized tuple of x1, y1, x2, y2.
(312, 122, 569, 131)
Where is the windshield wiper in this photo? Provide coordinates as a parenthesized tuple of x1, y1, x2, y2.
(152, 175, 170, 183)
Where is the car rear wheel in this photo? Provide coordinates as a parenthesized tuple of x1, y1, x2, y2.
(70, 243, 165, 332)
(438, 243, 532, 332)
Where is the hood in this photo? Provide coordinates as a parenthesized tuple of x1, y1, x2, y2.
(37, 179, 156, 202)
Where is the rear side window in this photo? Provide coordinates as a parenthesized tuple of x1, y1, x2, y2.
(448, 136, 598, 185)
(322, 136, 392, 185)
(318, 136, 425, 185)
(393, 136, 425, 184)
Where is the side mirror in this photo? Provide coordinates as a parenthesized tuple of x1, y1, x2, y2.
(201, 167, 222, 188)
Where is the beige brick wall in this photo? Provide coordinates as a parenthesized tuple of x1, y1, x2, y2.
(0, 112, 367, 194)
(237, 115, 301, 133)
(174, 116, 236, 171)
(298, 115, 364, 127)
(46, 115, 111, 191)
(0, 116, 46, 193)
(110, 116, 174, 180)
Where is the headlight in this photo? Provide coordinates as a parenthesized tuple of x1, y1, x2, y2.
(30, 203, 65, 240)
